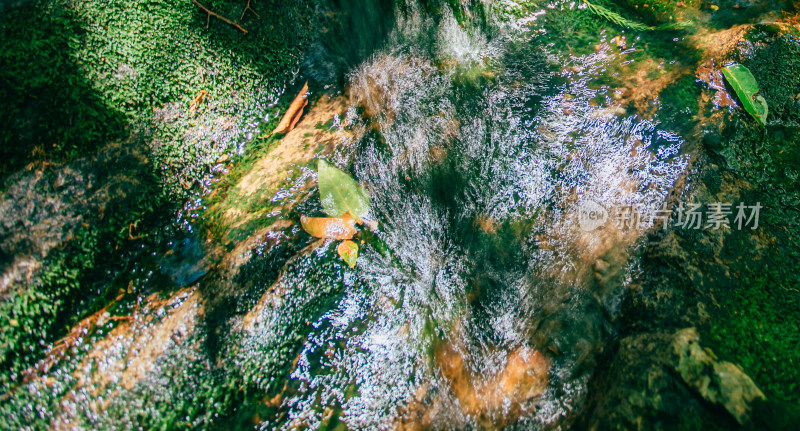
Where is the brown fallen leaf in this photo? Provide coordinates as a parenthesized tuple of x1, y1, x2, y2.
(287, 99, 307, 131)
(189, 90, 208, 117)
(300, 213, 357, 239)
(271, 82, 309, 136)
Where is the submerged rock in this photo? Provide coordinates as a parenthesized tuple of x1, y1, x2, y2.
(672, 327, 765, 424)
(583, 327, 764, 429)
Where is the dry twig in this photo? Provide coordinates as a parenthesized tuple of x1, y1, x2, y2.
(191, 0, 249, 34)
(240, 0, 260, 21)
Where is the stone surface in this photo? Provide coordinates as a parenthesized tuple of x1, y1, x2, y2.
(582, 327, 764, 429)
(0, 136, 149, 297)
(672, 327, 765, 425)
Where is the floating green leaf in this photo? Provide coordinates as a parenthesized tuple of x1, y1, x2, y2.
(337, 240, 359, 268)
(722, 64, 768, 126)
(318, 159, 370, 220)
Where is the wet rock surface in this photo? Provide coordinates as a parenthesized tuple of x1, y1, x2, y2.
(0, 89, 350, 426)
(205, 93, 352, 245)
(585, 329, 720, 431)
(0, 137, 150, 295)
(2, 1, 799, 429)
(587, 19, 800, 430)
(672, 328, 764, 425)
(584, 327, 764, 429)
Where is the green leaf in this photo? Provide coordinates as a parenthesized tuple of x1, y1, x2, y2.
(318, 159, 370, 220)
(337, 240, 359, 268)
(722, 64, 768, 126)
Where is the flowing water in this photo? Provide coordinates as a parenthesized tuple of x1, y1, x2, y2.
(3, 1, 709, 429)
(243, 2, 688, 429)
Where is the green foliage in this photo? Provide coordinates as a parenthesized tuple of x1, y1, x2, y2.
(584, 0, 650, 31)
(617, 0, 698, 26)
(722, 64, 768, 126)
(584, 0, 691, 31)
(318, 159, 371, 220)
(337, 240, 359, 268)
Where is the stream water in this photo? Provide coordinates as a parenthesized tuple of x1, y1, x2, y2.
(3, 1, 715, 429)
(252, 1, 688, 429)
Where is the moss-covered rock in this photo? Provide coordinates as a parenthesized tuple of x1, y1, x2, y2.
(589, 23, 800, 431)
(0, 135, 159, 390)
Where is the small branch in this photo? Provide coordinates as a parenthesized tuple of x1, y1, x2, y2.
(191, 0, 249, 34)
(240, 0, 260, 21)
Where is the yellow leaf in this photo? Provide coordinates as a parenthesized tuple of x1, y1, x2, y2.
(337, 240, 359, 268)
(300, 214, 357, 239)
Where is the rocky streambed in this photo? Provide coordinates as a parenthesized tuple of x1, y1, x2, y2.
(1, 0, 799, 430)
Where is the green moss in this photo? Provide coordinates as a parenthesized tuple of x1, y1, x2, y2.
(741, 37, 800, 124)
(744, 24, 788, 43)
(1, 0, 315, 197)
(695, 36, 800, 420)
(0, 3, 127, 179)
(315, 117, 336, 131)
(706, 229, 800, 404)
(0, 231, 94, 384)
(657, 73, 702, 129)
(220, 250, 349, 427)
